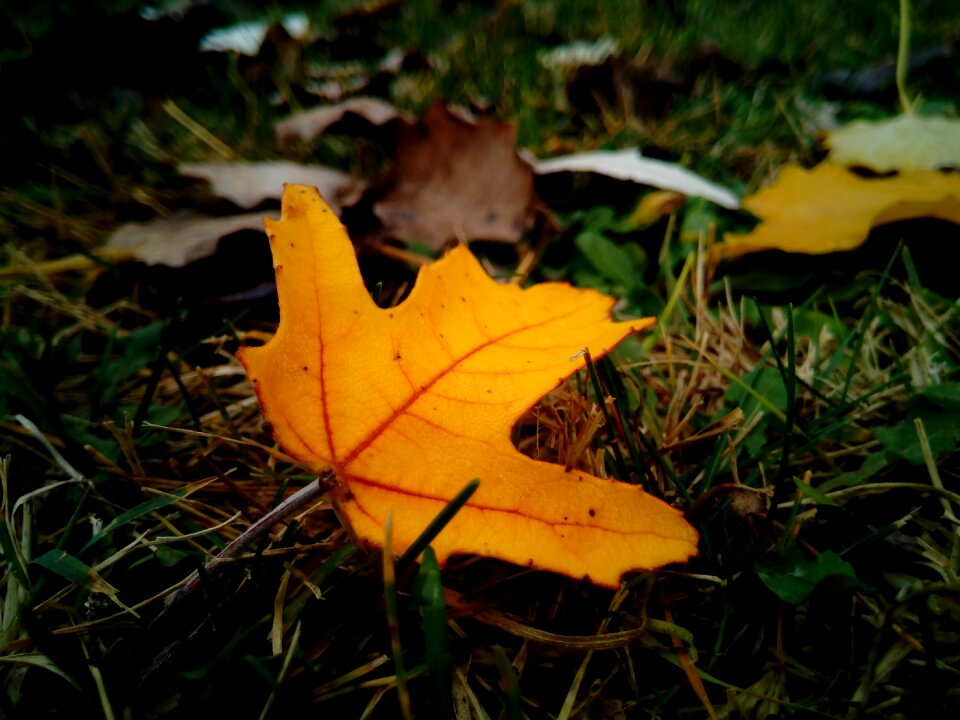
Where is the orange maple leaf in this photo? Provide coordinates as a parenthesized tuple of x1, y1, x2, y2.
(239, 185, 698, 587)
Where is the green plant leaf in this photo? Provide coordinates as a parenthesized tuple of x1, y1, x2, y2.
(754, 549, 858, 604)
(33, 549, 121, 601)
(575, 230, 642, 292)
(80, 485, 191, 553)
(874, 409, 960, 465)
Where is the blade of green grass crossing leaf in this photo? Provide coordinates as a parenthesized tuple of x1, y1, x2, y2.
(417, 546, 453, 718)
(581, 349, 630, 480)
(383, 513, 412, 720)
(396, 479, 480, 573)
(493, 645, 523, 720)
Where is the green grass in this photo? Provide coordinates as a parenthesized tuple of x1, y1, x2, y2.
(2, 0, 960, 717)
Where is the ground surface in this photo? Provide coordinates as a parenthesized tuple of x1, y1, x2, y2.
(1, 1, 959, 718)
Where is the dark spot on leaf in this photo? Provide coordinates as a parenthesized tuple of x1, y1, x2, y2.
(388, 312, 394, 319)
(460, 296, 466, 302)
(588, 508, 596, 517)
(578, 475, 584, 482)
(394, 352, 401, 360)
(302, 366, 309, 372)
(583, 573, 591, 582)
(486, 388, 492, 394)
(289, 242, 294, 247)
(564, 465, 573, 472)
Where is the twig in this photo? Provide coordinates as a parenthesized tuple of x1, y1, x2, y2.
(163, 472, 333, 608)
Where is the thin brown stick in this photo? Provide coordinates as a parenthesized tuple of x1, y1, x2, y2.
(163, 471, 334, 608)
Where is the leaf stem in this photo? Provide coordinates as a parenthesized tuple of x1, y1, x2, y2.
(163, 472, 333, 608)
(897, 0, 913, 115)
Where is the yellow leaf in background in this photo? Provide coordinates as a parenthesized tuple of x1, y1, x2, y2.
(240, 185, 698, 587)
(716, 163, 960, 259)
(825, 115, 960, 172)
(624, 190, 686, 230)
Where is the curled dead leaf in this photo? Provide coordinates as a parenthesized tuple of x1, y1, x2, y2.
(106, 211, 276, 267)
(180, 161, 363, 211)
(275, 97, 402, 145)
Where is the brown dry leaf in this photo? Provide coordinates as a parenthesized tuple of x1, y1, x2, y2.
(275, 97, 402, 145)
(106, 211, 276, 267)
(179, 161, 363, 212)
(374, 101, 536, 249)
(716, 163, 960, 259)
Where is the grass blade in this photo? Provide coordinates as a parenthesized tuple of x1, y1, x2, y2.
(396, 479, 480, 573)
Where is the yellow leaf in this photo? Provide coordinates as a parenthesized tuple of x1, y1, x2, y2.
(825, 115, 960, 172)
(624, 190, 686, 230)
(716, 163, 960, 259)
(239, 185, 698, 587)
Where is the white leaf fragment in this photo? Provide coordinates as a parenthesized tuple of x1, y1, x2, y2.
(533, 148, 740, 209)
